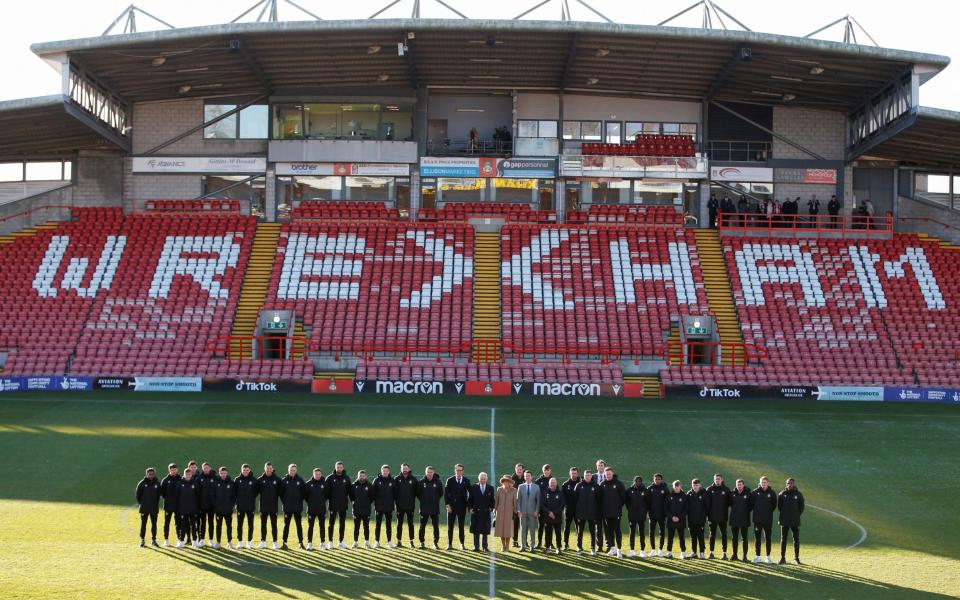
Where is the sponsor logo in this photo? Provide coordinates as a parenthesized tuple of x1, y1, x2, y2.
(132, 377, 202, 392)
(898, 388, 922, 401)
(699, 387, 741, 398)
(235, 380, 278, 392)
(26, 377, 54, 390)
(531, 382, 601, 397)
(612, 384, 622, 395)
(954, 392, 960, 403)
(96, 377, 128, 390)
(374, 380, 444, 395)
(513, 383, 523, 394)
(454, 382, 464, 394)
(355, 381, 365, 392)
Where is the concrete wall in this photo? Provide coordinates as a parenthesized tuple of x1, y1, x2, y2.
(516, 93, 560, 120)
(771, 106, 850, 204)
(897, 195, 960, 243)
(563, 94, 700, 124)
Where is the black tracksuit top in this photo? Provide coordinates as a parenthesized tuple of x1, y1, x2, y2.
(214, 477, 237, 515)
(325, 471, 352, 512)
(393, 473, 419, 512)
(234, 474, 259, 512)
(706, 484, 731, 523)
(573, 480, 601, 521)
(648, 483, 669, 519)
(196, 470, 218, 511)
(417, 475, 444, 516)
(777, 488, 805, 528)
(280, 474, 306, 514)
(686, 488, 710, 526)
(136, 477, 162, 514)
(599, 478, 627, 518)
(561, 478, 580, 515)
(305, 477, 327, 515)
(176, 478, 201, 515)
(728, 487, 753, 528)
(752, 486, 777, 526)
(626, 485, 651, 522)
(160, 474, 181, 512)
(257, 472, 282, 514)
(372, 475, 396, 513)
(666, 491, 688, 528)
(351, 480, 374, 517)
(540, 489, 565, 524)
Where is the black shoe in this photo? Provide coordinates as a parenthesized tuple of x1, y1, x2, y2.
(396, 541, 404, 548)
(473, 547, 480, 552)
(794, 558, 802, 565)
(741, 556, 748, 563)
(778, 557, 786, 565)
(299, 543, 305, 550)
(731, 554, 738, 561)
(139, 539, 145, 547)
(419, 543, 426, 550)
(152, 540, 159, 547)
(281, 544, 289, 550)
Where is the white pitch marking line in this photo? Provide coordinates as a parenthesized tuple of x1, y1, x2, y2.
(807, 503, 868, 551)
(488, 407, 496, 599)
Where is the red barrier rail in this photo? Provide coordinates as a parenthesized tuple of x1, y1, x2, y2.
(0, 204, 78, 227)
(659, 341, 768, 368)
(718, 211, 893, 238)
(205, 335, 318, 361)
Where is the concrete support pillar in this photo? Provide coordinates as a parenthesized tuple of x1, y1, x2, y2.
(555, 179, 565, 223)
(698, 182, 711, 228)
(265, 167, 276, 222)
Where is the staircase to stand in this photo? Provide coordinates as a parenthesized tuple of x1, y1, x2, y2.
(693, 229, 744, 366)
(228, 222, 281, 359)
(472, 231, 502, 362)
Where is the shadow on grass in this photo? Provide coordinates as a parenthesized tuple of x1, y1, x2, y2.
(143, 545, 956, 599)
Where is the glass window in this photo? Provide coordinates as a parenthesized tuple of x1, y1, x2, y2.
(202, 176, 266, 217)
(203, 104, 238, 139)
(345, 176, 393, 201)
(304, 103, 339, 139)
(25, 162, 64, 181)
(239, 105, 268, 139)
(662, 123, 680, 134)
(538, 120, 558, 138)
(605, 122, 622, 144)
(625, 122, 644, 139)
(341, 103, 380, 139)
(517, 120, 538, 138)
(633, 180, 683, 205)
(643, 122, 660, 134)
(382, 104, 413, 141)
(437, 177, 486, 203)
(581, 121, 602, 141)
(273, 104, 304, 139)
(562, 121, 581, 140)
(680, 123, 698, 137)
(63, 161, 72, 181)
(588, 180, 631, 204)
(0, 163, 22, 182)
(492, 177, 539, 203)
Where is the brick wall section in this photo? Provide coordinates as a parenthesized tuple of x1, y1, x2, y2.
(771, 107, 845, 160)
(127, 99, 267, 206)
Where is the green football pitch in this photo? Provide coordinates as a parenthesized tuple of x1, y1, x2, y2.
(0, 392, 958, 599)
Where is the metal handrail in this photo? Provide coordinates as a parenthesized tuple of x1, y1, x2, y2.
(718, 210, 893, 238)
(206, 335, 317, 361)
(659, 340, 768, 368)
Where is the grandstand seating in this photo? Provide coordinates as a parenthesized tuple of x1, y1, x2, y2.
(263, 222, 474, 354)
(567, 205, 684, 226)
(661, 234, 960, 387)
(419, 202, 556, 223)
(580, 134, 696, 157)
(500, 225, 710, 357)
(292, 201, 399, 221)
(145, 199, 241, 213)
(357, 360, 623, 384)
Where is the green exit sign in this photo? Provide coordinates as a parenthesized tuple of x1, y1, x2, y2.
(266, 321, 287, 330)
(687, 326, 708, 335)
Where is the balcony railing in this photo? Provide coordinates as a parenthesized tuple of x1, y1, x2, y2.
(561, 155, 708, 178)
(426, 139, 513, 157)
(708, 140, 771, 162)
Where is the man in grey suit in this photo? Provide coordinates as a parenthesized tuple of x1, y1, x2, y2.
(516, 470, 540, 552)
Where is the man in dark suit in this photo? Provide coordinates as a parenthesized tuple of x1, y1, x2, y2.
(534, 464, 553, 548)
(444, 463, 471, 550)
(418, 466, 444, 549)
(469, 472, 495, 551)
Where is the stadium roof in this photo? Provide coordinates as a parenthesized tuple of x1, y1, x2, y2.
(31, 19, 950, 110)
(0, 95, 119, 159)
(863, 106, 960, 169)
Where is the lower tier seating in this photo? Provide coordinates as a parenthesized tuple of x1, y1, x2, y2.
(356, 360, 623, 384)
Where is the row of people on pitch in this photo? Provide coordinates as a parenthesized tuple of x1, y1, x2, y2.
(136, 460, 805, 564)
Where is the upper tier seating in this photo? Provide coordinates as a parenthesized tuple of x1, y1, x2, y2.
(567, 205, 684, 226)
(662, 235, 960, 387)
(292, 201, 400, 221)
(581, 134, 696, 157)
(144, 199, 241, 213)
(0, 208, 124, 375)
(264, 222, 474, 354)
(419, 202, 556, 223)
(500, 225, 710, 356)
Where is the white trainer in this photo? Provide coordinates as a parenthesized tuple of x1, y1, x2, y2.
(589, 549, 596, 556)
(371, 542, 379, 549)
(306, 543, 313, 550)
(176, 541, 184, 549)
(679, 553, 685, 560)
(554, 548, 560, 555)
(350, 542, 358, 549)
(163, 540, 170, 547)
(245, 541, 252, 549)
(198, 540, 205, 548)
(212, 543, 220, 549)
(627, 550, 636, 558)
(665, 551, 673, 558)
(765, 556, 773, 565)
(258, 541, 266, 549)
(615, 549, 622, 559)
(639, 550, 647, 558)
(753, 556, 762, 564)
(365, 542, 372, 549)
(272, 542, 278, 550)
(386, 542, 395, 549)
(700, 553, 706, 559)
(338, 542, 347, 550)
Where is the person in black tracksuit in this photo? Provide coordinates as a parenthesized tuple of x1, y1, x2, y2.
(234, 464, 258, 548)
(444, 464, 471, 550)
(573, 469, 601, 554)
(304, 468, 327, 550)
(213, 467, 236, 547)
(351, 471, 374, 546)
(159, 463, 181, 545)
(510, 464, 524, 547)
(469, 472, 494, 551)
(196, 463, 217, 544)
(258, 462, 282, 548)
(326, 461, 352, 547)
(280, 464, 306, 549)
(706, 474, 731, 558)
(728, 479, 753, 561)
(394, 464, 418, 547)
(648, 473, 668, 555)
(533, 465, 553, 549)
(539, 478, 565, 553)
(417, 466, 444, 548)
(599, 468, 626, 555)
(665, 481, 688, 558)
(626, 476, 651, 556)
(687, 479, 711, 558)
(778, 478, 805, 564)
(752, 476, 777, 563)
(176, 470, 201, 546)
(561, 468, 580, 550)
(373, 465, 396, 547)
(135, 467, 161, 547)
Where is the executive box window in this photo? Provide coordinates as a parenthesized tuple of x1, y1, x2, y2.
(272, 103, 413, 141)
(202, 176, 266, 216)
(431, 177, 553, 205)
(278, 176, 407, 204)
(517, 120, 558, 138)
(562, 120, 602, 141)
(0, 160, 72, 182)
(624, 121, 699, 139)
(203, 104, 268, 139)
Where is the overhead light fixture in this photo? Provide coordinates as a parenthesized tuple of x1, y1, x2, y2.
(751, 90, 781, 98)
(367, 44, 381, 55)
(178, 85, 192, 94)
(468, 75, 500, 80)
(456, 108, 486, 112)
(470, 58, 502, 63)
(809, 65, 825, 75)
(151, 57, 166, 67)
(468, 39, 504, 45)
(176, 67, 209, 73)
(194, 83, 224, 89)
(782, 93, 797, 102)
(595, 48, 610, 57)
(386, 105, 400, 111)
(397, 42, 406, 56)
(771, 75, 803, 82)
(586, 77, 599, 85)
(377, 74, 390, 82)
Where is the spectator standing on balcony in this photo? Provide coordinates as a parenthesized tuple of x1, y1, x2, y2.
(720, 195, 736, 229)
(707, 195, 719, 228)
(807, 195, 821, 228)
(737, 196, 749, 227)
(863, 198, 875, 229)
(469, 127, 479, 153)
(828, 195, 841, 228)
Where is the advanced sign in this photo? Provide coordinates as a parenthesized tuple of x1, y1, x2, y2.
(132, 156, 267, 174)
